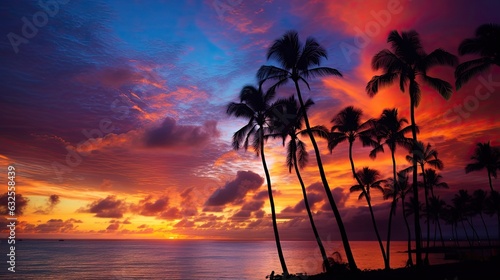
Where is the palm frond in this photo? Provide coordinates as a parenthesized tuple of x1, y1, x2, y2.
(302, 67, 343, 79)
(366, 72, 398, 97)
(421, 75, 453, 100)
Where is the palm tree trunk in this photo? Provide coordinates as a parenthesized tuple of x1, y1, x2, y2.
(420, 165, 430, 264)
(293, 80, 357, 271)
(479, 213, 491, 246)
(385, 149, 398, 269)
(365, 194, 388, 269)
(402, 197, 413, 266)
(437, 218, 445, 247)
(293, 151, 331, 271)
(409, 93, 423, 266)
(260, 129, 288, 276)
(348, 141, 388, 268)
(466, 217, 480, 244)
(488, 170, 494, 192)
(460, 218, 473, 247)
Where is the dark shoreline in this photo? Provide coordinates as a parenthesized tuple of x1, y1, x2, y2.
(306, 258, 500, 280)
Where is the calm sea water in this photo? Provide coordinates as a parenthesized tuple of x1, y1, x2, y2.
(0, 239, 455, 279)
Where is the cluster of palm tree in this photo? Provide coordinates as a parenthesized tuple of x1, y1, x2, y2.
(226, 23, 499, 275)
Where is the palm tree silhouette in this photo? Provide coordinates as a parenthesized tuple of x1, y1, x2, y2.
(257, 30, 358, 270)
(465, 141, 500, 192)
(427, 195, 447, 247)
(366, 30, 457, 266)
(455, 23, 500, 89)
(471, 189, 492, 246)
(370, 108, 413, 268)
(452, 189, 475, 247)
(226, 85, 288, 276)
(422, 169, 448, 250)
(269, 95, 332, 272)
(485, 190, 500, 241)
(385, 171, 414, 266)
(349, 167, 387, 267)
(405, 142, 444, 263)
(443, 204, 461, 247)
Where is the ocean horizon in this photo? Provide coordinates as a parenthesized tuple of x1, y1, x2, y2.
(0, 239, 458, 279)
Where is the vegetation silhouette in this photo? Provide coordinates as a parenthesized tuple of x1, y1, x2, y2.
(370, 108, 413, 269)
(455, 23, 500, 89)
(226, 85, 289, 276)
(257, 30, 358, 271)
(225, 25, 499, 278)
(269, 95, 332, 272)
(366, 30, 458, 266)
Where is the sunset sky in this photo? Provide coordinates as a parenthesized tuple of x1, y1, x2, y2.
(1, 0, 499, 241)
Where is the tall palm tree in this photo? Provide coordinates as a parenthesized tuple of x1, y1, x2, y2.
(366, 30, 457, 266)
(443, 204, 461, 247)
(452, 189, 475, 247)
(350, 167, 387, 268)
(406, 142, 444, 264)
(421, 169, 448, 252)
(455, 23, 500, 89)
(465, 141, 500, 192)
(257, 30, 358, 270)
(471, 189, 492, 246)
(226, 85, 288, 276)
(485, 190, 500, 241)
(269, 96, 332, 271)
(427, 195, 447, 247)
(370, 108, 413, 268)
(394, 172, 414, 266)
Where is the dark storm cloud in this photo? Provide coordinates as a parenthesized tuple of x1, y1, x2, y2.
(145, 117, 219, 148)
(0, 193, 29, 215)
(205, 170, 264, 206)
(84, 195, 127, 218)
(138, 196, 169, 216)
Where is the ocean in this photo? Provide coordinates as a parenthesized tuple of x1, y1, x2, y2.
(0, 239, 455, 279)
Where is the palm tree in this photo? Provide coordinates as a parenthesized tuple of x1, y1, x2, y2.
(452, 189, 476, 247)
(370, 108, 413, 268)
(269, 96, 332, 271)
(471, 189, 492, 246)
(421, 169, 449, 252)
(366, 30, 457, 266)
(485, 190, 500, 241)
(465, 141, 500, 192)
(455, 23, 500, 89)
(329, 106, 376, 185)
(349, 167, 387, 268)
(257, 30, 358, 270)
(443, 204, 461, 247)
(427, 195, 447, 247)
(406, 142, 444, 264)
(226, 85, 288, 276)
(394, 171, 414, 266)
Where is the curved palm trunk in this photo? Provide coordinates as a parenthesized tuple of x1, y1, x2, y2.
(409, 93, 423, 266)
(385, 149, 398, 269)
(260, 130, 288, 276)
(349, 141, 387, 268)
(479, 212, 492, 246)
(401, 196, 413, 266)
(294, 80, 358, 270)
(293, 151, 331, 271)
(420, 165, 430, 264)
(465, 217, 480, 244)
(437, 218, 445, 247)
(460, 218, 473, 247)
(487, 170, 494, 192)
